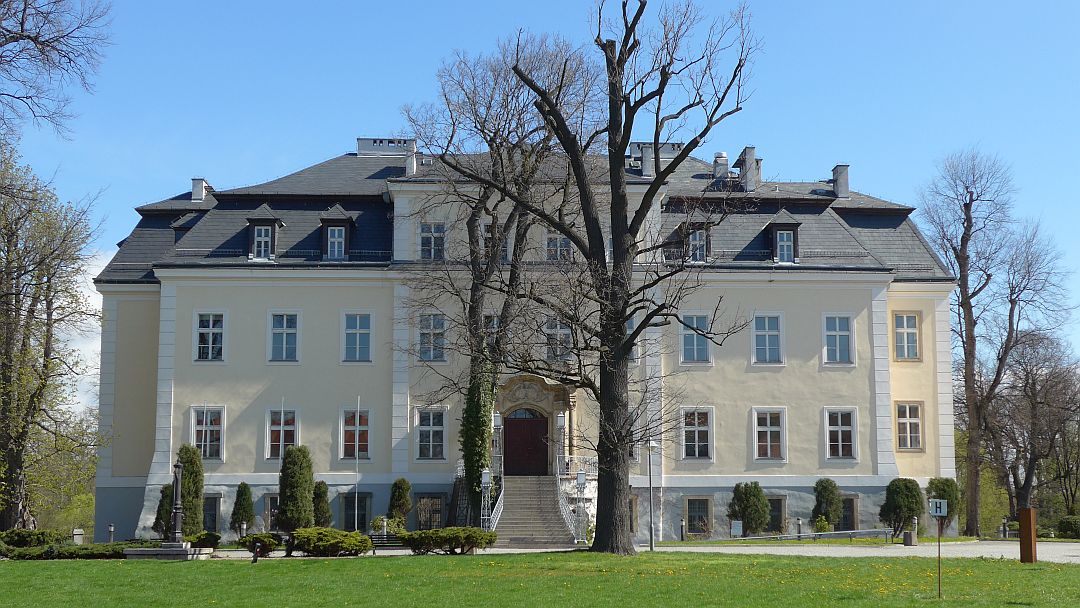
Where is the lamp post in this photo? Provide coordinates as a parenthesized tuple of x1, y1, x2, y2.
(169, 459, 184, 545)
(647, 440, 659, 551)
(107, 523, 115, 544)
(481, 468, 492, 531)
(556, 413, 566, 476)
(492, 412, 503, 479)
(576, 470, 587, 543)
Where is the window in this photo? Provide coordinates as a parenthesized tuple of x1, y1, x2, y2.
(897, 402, 922, 450)
(752, 315, 782, 364)
(417, 408, 445, 460)
(546, 227, 573, 261)
(682, 409, 710, 459)
(342, 493, 369, 532)
(626, 316, 638, 361)
(688, 228, 707, 263)
(420, 222, 445, 261)
(416, 495, 444, 530)
(419, 313, 446, 362)
(342, 408, 369, 459)
(681, 315, 710, 363)
(192, 405, 224, 460)
(194, 313, 224, 361)
(824, 315, 853, 364)
(894, 314, 919, 360)
(483, 314, 500, 353)
(754, 409, 784, 460)
(343, 313, 371, 362)
(826, 409, 856, 459)
(267, 410, 297, 459)
(327, 225, 346, 260)
(203, 496, 220, 533)
(545, 317, 572, 361)
(839, 497, 859, 531)
(269, 313, 299, 362)
(776, 230, 794, 263)
(253, 225, 272, 259)
(484, 223, 509, 263)
(265, 494, 280, 531)
(685, 498, 711, 535)
(766, 497, 785, 533)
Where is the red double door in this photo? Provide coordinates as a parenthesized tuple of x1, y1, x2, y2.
(504, 416, 548, 476)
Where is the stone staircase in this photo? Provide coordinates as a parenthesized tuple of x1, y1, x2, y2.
(493, 476, 576, 547)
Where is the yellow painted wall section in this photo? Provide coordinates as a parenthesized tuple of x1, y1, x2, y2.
(888, 291, 943, 478)
(111, 297, 160, 477)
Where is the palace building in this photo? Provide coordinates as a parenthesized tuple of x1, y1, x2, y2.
(94, 137, 955, 543)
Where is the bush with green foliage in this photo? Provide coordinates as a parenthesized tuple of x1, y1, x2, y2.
(184, 531, 221, 548)
(812, 515, 831, 533)
(879, 478, 924, 537)
(0, 528, 68, 548)
(926, 477, 960, 528)
(1057, 516, 1080, 539)
(177, 444, 205, 536)
(398, 527, 497, 555)
(151, 484, 173, 538)
(388, 478, 412, 521)
(726, 482, 770, 537)
(6, 541, 159, 560)
(811, 478, 843, 528)
(291, 527, 373, 556)
(229, 482, 255, 536)
(371, 515, 406, 534)
(278, 445, 315, 555)
(240, 532, 283, 557)
(0, 539, 8, 558)
(313, 481, 332, 528)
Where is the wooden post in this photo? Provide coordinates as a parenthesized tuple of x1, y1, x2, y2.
(1018, 507, 1037, 564)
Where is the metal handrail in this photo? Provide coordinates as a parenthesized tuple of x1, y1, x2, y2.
(559, 455, 598, 478)
(555, 476, 577, 541)
(725, 528, 893, 542)
(490, 487, 505, 530)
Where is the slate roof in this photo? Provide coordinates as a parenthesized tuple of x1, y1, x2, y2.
(97, 147, 951, 284)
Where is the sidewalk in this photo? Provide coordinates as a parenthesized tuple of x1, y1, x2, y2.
(648, 540, 1080, 564)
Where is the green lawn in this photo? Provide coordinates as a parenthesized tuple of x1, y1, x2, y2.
(2, 552, 1078, 607)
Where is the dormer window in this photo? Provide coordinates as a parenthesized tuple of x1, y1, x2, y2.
(247, 204, 282, 261)
(253, 225, 273, 260)
(776, 230, 794, 263)
(688, 228, 708, 263)
(325, 225, 346, 260)
(765, 212, 800, 264)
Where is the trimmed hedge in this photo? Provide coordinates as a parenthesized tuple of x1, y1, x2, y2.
(240, 532, 283, 557)
(5, 541, 159, 560)
(398, 527, 497, 555)
(0, 529, 69, 548)
(291, 527, 373, 557)
(185, 531, 221, 548)
(371, 515, 406, 535)
(1058, 516, 1080, 539)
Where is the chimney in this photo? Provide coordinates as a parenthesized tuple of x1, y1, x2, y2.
(640, 144, 655, 177)
(713, 152, 728, 179)
(733, 146, 758, 192)
(832, 164, 850, 198)
(191, 177, 207, 202)
(404, 139, 418, 176)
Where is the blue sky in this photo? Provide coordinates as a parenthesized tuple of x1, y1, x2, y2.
(19, 0, 1080, 347)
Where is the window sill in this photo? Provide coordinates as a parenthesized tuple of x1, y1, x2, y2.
(680, 360, 713, 367)
(825, 457, 859, 462)
(897, 447, 925, 453)
(340, 360, 375, 366)
(267, 360, 301, 366)
(822, 362, 856, 368)
(418, 359, 450, 366)
(339, 456, 372, 462)
(415, 458, 448, 463)
(753, 457, 787, 464)
(751, 361, 785, 367)
(893, 357, 923, 363)
(192, 359, 227, 365)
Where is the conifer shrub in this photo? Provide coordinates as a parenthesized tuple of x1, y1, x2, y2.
(0, 528, 69, 548)
(313, 481, 333, 528)
(177, 444, 205, 536)
(879, 478, 924, 537)
(277, 445, 315, 555)
(229, 482, 255, 536)
(1057, 516, 1080, 539)
(291, 527, 372, 556)
(184, 531, 221, 548)
(152, 485, 173, 538)
(371, 515, 406, 535)
(726, 481, 770, 536)
(811, 478, 843, 529)
(398, 527, 497, 555)
(240, 532, 283, 557)
(926, 477, 961, 528)
(388, 478, 412, 521)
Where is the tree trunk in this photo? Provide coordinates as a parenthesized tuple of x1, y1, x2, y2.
(0, 447, 29, 529)
(589, 350, 634, 554)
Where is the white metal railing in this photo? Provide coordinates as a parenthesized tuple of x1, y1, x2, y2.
(559, 455, 598, 478)
(555, 476, 577, 541)
(490, 487, 505, 530)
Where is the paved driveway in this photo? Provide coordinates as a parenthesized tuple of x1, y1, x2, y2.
(649, 540, 1080, 564)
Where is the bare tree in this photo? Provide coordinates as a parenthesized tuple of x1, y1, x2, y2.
(921, 149, 1070, 535)
(985, 331, 1080, 514)
(1049, 416, 1080, 515)
(0, 0, 110, 137)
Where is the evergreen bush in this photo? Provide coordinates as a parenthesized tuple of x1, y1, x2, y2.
(371, 515, 406, 535)
(229, 482, 255, 536)
(726, 481, 770, 537)
(811, 478, 843, 528)
(388, 478, 412, 521)
(184, 531, 221, 548)
(398, 527, 497, 555)
(812, 515, 831, 533)
(926, 477, 961, 528)
(313, 481, 332, 528)
(240, 532, 283, 557)
(879, 478, 924, 537)
(291, 527, 372, 556)
(1057, 516, 1080, 539)
(6, 541, 159, 560)
(152, 485, 173, 538)
(277, 445, 315, 555)
(0, 528, 69, 548)
(177, 444, 205, 536)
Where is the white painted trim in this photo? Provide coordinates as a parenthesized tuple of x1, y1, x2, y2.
(821, 312, 856, 367)
(870, 286, 899, 476)
(95, 283, 161, 293)
(679, 405, 716, 463)
(391, 283, 411, 473)
(264, 407, 301, 460)
(891, 310, 922, 362)
(266, 308, 302, 364)
(136, 283, 177, 536)
(339, 309, 375, 364)
(823, 406, 860, 462)
(678, 310, 713, 366)
(413, 404, 450, 463)
(416, 311, 449, 364)
(935, 296, 957, 478)
(189, 403, 227, 463)
(750, 311, 785, 366)
(201, 472, 455, 485)
(752, 406, 788, 463)
(894, 400, 925, 452)
(95, 295, 119, 488)
(338, 406, 372, 461)
(191, 309, 228, 364)
(632, 474, 922, 488)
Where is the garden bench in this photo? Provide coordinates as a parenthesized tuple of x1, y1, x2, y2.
(369, 534, 405, 554)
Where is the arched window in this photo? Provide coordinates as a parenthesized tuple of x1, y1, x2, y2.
(506, 408, 544, 419)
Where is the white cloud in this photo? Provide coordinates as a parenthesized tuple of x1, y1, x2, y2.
(65, 249, 114, 413)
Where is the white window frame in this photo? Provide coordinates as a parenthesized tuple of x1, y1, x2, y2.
(265, 407, 300, 460)
(546, 227, 574, 261)
(326, 225, 346, 260)
(418, 312, 447, 363)
(822, 313, 855, 366)
(419, 221, 446, 261)
(190, 404, 226, 462)
(823, 407, 859, 461)
(266, 309, 301, 364)
(253, 225, 273, 260)
(415, 405, 449, 462)
(893, 312, 920, 361)
(680, 313, 711, 365)
(680, 406, 715, 462)
(752, 407, 787, 462)
(192, 310, 227, 364)
(340, 310, 374, 364)
(339, 406, 371, 460)
(896, 401, 923, 451)
(751, 312, 785, 366)
(544, 317, 572, 362)
(687, 228, 707, 263)
(776, 229, 794, 263)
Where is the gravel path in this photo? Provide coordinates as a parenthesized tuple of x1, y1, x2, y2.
(650, 540, 1080, 564)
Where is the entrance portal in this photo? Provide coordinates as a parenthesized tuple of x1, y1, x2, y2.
(503, 408, 548, 476)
